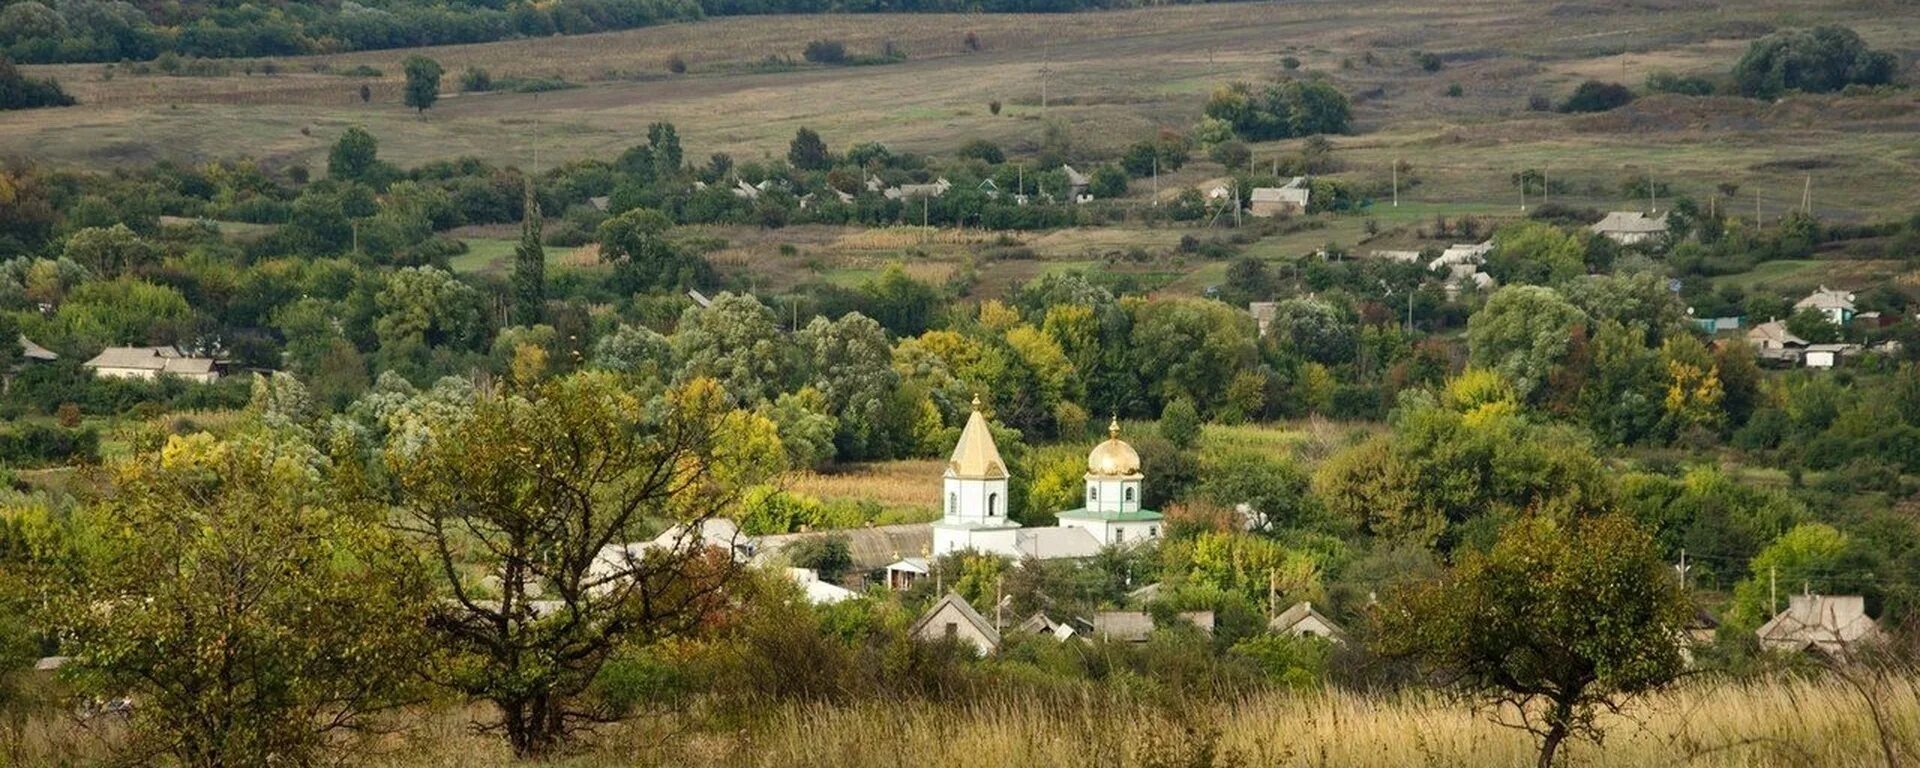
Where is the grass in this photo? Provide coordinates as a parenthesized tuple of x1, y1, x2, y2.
(1713, 259, 1910, 294)
(20, 672, 1879, 767)
(448, 237, 519, 274)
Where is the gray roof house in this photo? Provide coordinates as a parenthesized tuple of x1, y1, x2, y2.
(1756, 594, 1883, 657)
(1268, 601, 1347, 643)
(1249, 177, 1310, 217)
(1591, 211, 1669, 245)
(83, 346, 218, 383)
(911, 592, 1001, 655)
(1091, 610, 1214, 643)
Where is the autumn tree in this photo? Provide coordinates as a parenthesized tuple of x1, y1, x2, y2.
(388, 373, 783, 757)
(1378, 513, 1690, 768)
(46, 430, 430, 768)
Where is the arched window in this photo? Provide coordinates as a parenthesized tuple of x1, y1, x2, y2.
(988, 493, 999, 517)
(947, 492, 956, 516)
(1088, 484, 1098, 502)
(1124, 486, 1136, 503)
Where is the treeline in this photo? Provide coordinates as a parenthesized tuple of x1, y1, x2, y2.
(0, 0, 1254, 64)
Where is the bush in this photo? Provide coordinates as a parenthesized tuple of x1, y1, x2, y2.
(667, 54, 687, 74)
(1733, 25, 1897, 99)
(1558, 80, 1634, 113)
(0, 56, 74, 110)
(459, 67, 493, 92)
(803, 40, 848, 65)
(0, 423, 99, 467)
(1645, 70, 1715, 96)
(1416, 51, 1443, 72)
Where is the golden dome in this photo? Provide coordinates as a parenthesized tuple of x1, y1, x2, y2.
(1087, 416, 1141, 477)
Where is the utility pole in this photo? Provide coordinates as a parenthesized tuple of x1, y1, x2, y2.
(1648, 172, 1656, 213)
(1520, 172, 1527, 211)
(1802, 174, 1811, 214)
(1267, 568, 1277, 618)
(1755, 187, 1762, 226)
(1675, 549, 1690, 590)
(1769, 566, 1777, 616)
(1391, 159, 1398, 207)
(1542, 166, 1548, 205)
(1040, 40, 1052, 114)
(1152, 156, 1158, 204)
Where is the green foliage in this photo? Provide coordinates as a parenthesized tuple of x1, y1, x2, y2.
(1726, 522, 1849, 630)
(788, 127, 832, 171)
(596, 206, 714, 293)
(1378, 513, 1689, 767)
(1486, 221, 1591, 285)
(511, 185, 546, 327)
(328, 126, 380, 183)
(0, 55, 73, 110)
(1645, 70, 1715, 96)
(1159, 397, 1201, 450)
(673, 291, 792, 406)
(1734, 25, 1897, 99)
(1201, 80, 1351, 142)
(1558, 80, 1634, 113)
(60, 223, 155, 277)
(48, 430, 430, 768)
(402, 55, 443, 113)
(389, 374, 782, 757)
(373, 266, 487, 353)
(1467, 285, 1588, 402)
(49, 277, 196, 349)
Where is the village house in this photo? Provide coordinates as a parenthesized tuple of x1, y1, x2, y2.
(1091, 611, 1215, 642)
(1803, 342, 1856, 370)
(1756, 594, 1883, 658)
(889, 177, 951, 201)
(1744, 320, 1808, 364)
(1795, 286, 1857, 325)
(1427, 241, 1496, 296)
(883, 556, 930, 591)
(910, 592, 1001, 655)
(1267, 601, 1347, 644)
(1061, 165, 1092, 203)
(1248, 301, 1278, 337)
(1248, 177, 1310, 217)
(1591, 211, 1668, 245)
(932, 400, 1164, 558)
(83, 346, 219, 383)
(1016, 612, 1079, 641)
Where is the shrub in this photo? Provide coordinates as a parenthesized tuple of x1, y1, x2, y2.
(667, 54, 687, 74)
(964, 31, 981, 51)
(459, 66, 493, 93)
(1645, 70, 1715, 96)
(803, 39, 848, 65)
(1445, 83, 1463, 98)
(0, 56, 74, 110)
(1416, 51, 1443, 72)
(1733, 25, 1897, 99)
(988, 99, 1002, 115)
(1558, 80, 1634, 113)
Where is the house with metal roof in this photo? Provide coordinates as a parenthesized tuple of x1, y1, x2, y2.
(1268, 601, 1348, 644)
(911, 592, 1001, 655)
(1756, 594, 1883, 658)
(1794, 286, 1857, 325)
(1249, 177, 1310, 217)
(1591, 211, 1669, 245)
(83, 346, 218, 383)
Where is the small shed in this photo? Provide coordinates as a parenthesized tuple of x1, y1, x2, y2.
(83, 346, 219, 383)
(1248, 177, 1310, 217)
(1268, 601, 1347, 644)
(884, 556, 930, 591)
(911, 592, 1001, 655)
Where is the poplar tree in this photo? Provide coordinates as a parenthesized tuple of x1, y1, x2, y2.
(511, 183, 545, 327)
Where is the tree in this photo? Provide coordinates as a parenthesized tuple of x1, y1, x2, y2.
(510, 183, 545, 327)
(402, 55, 443, 115)
(1467, 285, 1589, 402)
(802, 39, 847, 64)
(1726, 523, 1850, 630)
(1160, 397, 1201, 449)
(374, 266, 487, 352)
(1088, 163, 1128, 198)
(1266, 297, 1355, 365)
(60, 223, 156, 277)
(328, 126, 379, 182)
(796, 312, 903, 460)
(389, 373, 782, 757)
(672, 291, 792, 406)
(788, 127, 832, 171)
(47, 430, 429, 768)
(1734, 25, 1897, 99)
(957, 138, 1004, 164)
(1378, 513, 1690, 768)
(1486, 221, 1589, 286)
(596, 206, 712, 293)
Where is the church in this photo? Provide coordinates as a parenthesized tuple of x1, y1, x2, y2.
(931, 396, 1164, 559)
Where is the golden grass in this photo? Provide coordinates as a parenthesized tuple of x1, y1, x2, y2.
(832, 227, 990, 250)
(313, 673, 1920, 767)
(787, 459, 945, 510)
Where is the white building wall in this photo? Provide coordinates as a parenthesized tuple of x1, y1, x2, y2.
(944, 473, 1010, 525)
(1084, 476, 1143, 515)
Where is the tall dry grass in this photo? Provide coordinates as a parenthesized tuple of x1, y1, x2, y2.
(13, 673, 1918, 767)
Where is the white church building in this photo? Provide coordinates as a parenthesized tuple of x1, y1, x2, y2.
(932, 397, 1164, 560)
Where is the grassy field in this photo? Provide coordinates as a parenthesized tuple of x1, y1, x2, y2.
(6, 0, 1916, 224)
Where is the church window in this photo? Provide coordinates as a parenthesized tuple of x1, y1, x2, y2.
(948, 492, 956, 515)
(1124, 487, 1136, 503)
(1088, 484, 1098, 501)
(988, 493, 999, 517)
(1149, 526, 1158, 537)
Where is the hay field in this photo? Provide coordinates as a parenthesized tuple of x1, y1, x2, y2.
(4, 0, 1917, 221)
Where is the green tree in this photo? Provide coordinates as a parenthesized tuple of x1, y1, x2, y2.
(1159, 396, 1201, 450)
(1734, 25, 1897, 99)
(1088, 163, 1128, 198)
(60, 223, 155, 277)
(389, 374, 782, 757)
(1378, 513, 1690, 768)
(672, 291, 792, 406)
(374, 266, 486, 352)
(510, 183, 545, 327)
(758, 388, 839, 469)
(328, 126, 379, 182)
(1266, 297, 1356, 365)
(402, 55, 443, 115)
(596, 207, 712, 293)
(590, 323, 672, 378)
(796, 312, 903, 460)
(1557, 80, 1633, 113)
(47, 430, 429, 768)
(1486, 221, 1589, 286)
(1467, 285, 1589, 402)
(1726, 523, 1850, 630)
(788, 127, 832, 171)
